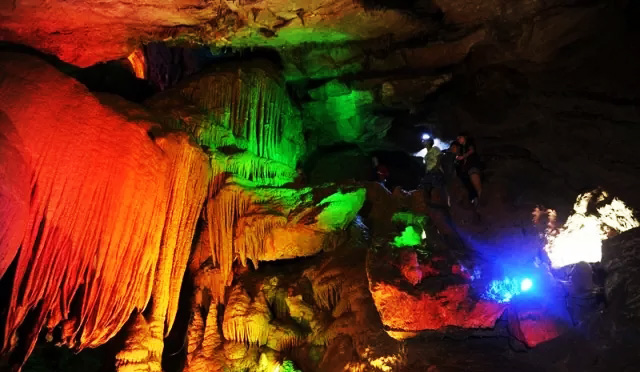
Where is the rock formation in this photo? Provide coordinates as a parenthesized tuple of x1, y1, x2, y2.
(0, 52, 210, 369)
(0, 53, 366, 371)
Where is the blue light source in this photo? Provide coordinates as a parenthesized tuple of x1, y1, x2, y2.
(482, 276, 535, 303)
(421, 133, 430, 140)
(520, 278, 533, 292)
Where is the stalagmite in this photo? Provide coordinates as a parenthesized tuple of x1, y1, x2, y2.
(0, 53, 210, 366)
(186, 301, 205, 361)
(222, 285, 272, 345)
(116, 314, 157, 372)
(201, 301, 222, 357)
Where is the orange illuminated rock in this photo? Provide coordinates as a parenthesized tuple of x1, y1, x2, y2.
(0, 52, 210, 365)
(370, 280, 507, 338)
(367, 249, 506, 339)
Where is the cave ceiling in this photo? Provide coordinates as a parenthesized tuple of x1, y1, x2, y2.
(0, 0, 612, 71)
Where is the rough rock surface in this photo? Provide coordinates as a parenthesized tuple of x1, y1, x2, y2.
(368, 248, 507, 339)
(507, 303, 569, 348)
(184, 220, 407, 372)
(602, 227, 640, 324)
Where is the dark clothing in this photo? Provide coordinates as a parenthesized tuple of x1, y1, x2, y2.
(459, 172, 478, 201)
(457, 138, 482, 175)
(422, 170, 444, 189)
(440, 152, 457, 184)
(422, 170, 445, 206)
(455, 138, 481, 202)
(376, 164, 389, 182)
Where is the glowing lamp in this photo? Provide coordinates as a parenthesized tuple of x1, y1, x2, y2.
(520, 278, 533, 292)
(421, 133, 430, 140)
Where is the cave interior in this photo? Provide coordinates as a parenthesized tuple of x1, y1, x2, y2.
(2, 1, 640, 371)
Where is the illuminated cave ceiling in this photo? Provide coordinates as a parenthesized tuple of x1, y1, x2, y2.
(0, 0, 612, 69)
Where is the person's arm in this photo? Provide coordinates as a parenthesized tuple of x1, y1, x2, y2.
(457, 145, 474, 160)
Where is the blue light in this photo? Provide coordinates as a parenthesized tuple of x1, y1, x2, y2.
(482, 276, 535, 303)
(483, 277, 520, 303)
(422, 133, 430, 140)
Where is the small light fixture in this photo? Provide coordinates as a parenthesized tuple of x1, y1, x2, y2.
(520, 278, 533, 292)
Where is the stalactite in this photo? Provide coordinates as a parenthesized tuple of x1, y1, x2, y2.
(0, 53, 209, 363)
(193, 266, 229, 307)
(0, 114, 29, 280)
(235, 214, 288, 268)
(151, 134, 211, 338)
(303, 266, 345, 310)
(261, 277, 290, 321)
(206, 186, 254, 286)
(272, 288, 290, 320)
(209, 150, 296, 190)
(174, 64, 305, 168)
(267, 324, 305, 351)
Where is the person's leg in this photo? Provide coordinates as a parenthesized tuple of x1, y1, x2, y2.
(422, 175, 432, 205)
(442, 182, 451, 207)
(459, 173, 476, 202)
(469, 168, 482, 198)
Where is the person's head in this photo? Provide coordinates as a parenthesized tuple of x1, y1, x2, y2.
(423, 138, 434, 149)
(448, 142, 459, 154)
(457, 132, 470, 145)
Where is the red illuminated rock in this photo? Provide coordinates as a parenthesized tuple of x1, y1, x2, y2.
(398, 250, 423, 286)
(507, 304, 568, 348)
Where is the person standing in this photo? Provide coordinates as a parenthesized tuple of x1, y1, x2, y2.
(440, 141, 459, 207)
(422, 138, 444, 205)
(455, 132, 482, 206)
